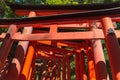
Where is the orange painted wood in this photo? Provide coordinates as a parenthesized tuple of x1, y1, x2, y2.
(42, 60, 47, 80)
(50, 24, 58, 33)
(62, 55, 66, 80)
(5, 11, 36, 80)
(1, 28, 120, 41)
(20, 43, 35, 80)
(15, 10, 85, 16)
(51, 61, 57, 80)
(0, 33, 6, 41)
(0, 24, 17, 72)
(36, 45, 74, 55)
(27, 67, 33, 80)
(79, 52, 87, 80)
(67, 58, 71, 80)
(27, 53, 36, 80)
(0, 23, 90, 28)
(0, 29, 120, 41)
(0, 18, 116, 27)
(102, 17, 120, 80)
(37, 40, 87, 49)
(57, 59, 61, 80)
(12, 29, 104, 41)
(2, 15, 120, 25)
(87, 47, 96, 80)
(2, 3, 120, 80)
(36, 50, 64, 60)
(75, 53, 80, 80)
(46, 60, 51, 80)
(92, 39, 109, 80)
(0, 27, 119, 41)
(1, 15, 120, 25)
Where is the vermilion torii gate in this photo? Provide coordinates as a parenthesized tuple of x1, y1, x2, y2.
(0, 1, 120, 80)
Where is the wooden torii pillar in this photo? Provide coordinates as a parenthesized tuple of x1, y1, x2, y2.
(5, 11, 36, 80)
(75, 48, 87, 80)
(46, 60, 51, 80)
(102, 17, 120, 80)
(51, 60, 57, 80)
(86, 46, 96, 80)
(19, 42, 35, 80)
(66, 57, 71, 80)
(92, 39, 109, 80)
(0, 25, 17, 72)
(79, 51, 87, 80)
(57, 59, 61, 80)
(91, 25, 109, 80)
(75, 53, 80, 80)
(62, 54, 67, 80)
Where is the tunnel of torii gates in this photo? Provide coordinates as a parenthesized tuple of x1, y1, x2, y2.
(1, 1, 120, 80)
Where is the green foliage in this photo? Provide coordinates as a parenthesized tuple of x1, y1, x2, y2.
(5, 0, 120, 5)
(104, 0, 118, 3)
(0, 28, 7, 34)
(0, 0, 16, 18)
(116, 22, 120, 29)
(46, 0, 63, 4)
(70, 55, 76, 79)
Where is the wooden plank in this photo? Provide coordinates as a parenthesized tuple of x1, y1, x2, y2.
(36, 45, 74, 55)
(0, 23, 90, 28)
(36, 51, 63, 59)
(12, 29, 104, 40)
(15, 10, 85, 16)
(36, 40, 87, 48)
(1, 29, 120, 41)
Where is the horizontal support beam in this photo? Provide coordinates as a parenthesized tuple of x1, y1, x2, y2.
(0, 17, 97, 25)
(36, 50, 69, 59)
(0, 17, 119, 26)
(0, 23, 90, 28)
(14, 10, 86, 16)
(0, 29, 120, 41)
(12, 29, 104, 40)
(37, 40, 87, 48)
(36, 45, 75, 55)
(1, 7, 120, 25)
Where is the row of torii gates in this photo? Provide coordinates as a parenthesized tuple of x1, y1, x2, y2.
(0, 1, 120, 80)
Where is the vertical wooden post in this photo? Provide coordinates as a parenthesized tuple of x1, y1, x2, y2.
(75, 53, 80, 80)
(5, 11, 36, 80)
(27, 52, 36, 80)
(87, 46, 96, 80)
(27, 67, 33, 80)
(62, 55, 66, 80)
(67, 57, 71, 80)
(0, 25, 17, 72)
(102, 17, 120, 80)
(51, 60, 56, 80)
(19, 43, 35, 80)
(92, 39, 109, 80)
(50, 24, 57, 33)
(79, 52, 87, 80)
(42, 60, 47, 80)
(46, 60, 51, 80)
(57, 59, 61, 80)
